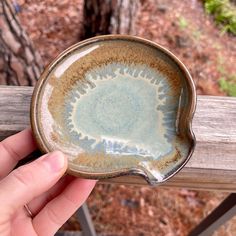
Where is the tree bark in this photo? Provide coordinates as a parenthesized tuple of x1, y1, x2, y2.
(0, 0, 43, 86)
(83, 0, 113, 38)
(82, 0, 140, 39)
(110, 0, 140, 35)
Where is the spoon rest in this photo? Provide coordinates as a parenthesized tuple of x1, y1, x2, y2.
(31, 35, 196, 185)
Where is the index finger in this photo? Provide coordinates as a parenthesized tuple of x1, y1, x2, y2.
(33, 179, 96, 236)
(0, 128, 37, 179)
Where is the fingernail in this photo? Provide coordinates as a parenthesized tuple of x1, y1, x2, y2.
(42, 151, 66, 172)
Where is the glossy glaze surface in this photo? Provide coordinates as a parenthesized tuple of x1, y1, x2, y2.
(31, 35, 196, 185)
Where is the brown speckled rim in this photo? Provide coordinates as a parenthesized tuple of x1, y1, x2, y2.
(31, 34, 196, 185)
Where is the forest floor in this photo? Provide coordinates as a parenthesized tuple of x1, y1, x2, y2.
(17, 0, 236, 235)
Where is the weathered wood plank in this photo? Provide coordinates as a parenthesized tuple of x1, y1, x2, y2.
(0, 86, 236, 191)
(0, 86, 31, 139)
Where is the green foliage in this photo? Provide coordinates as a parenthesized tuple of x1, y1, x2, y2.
(219, 76, 236, 97)
(205, 0, 223, 14)
(178, 16, 188, 29)
(204, 0, 236, 35)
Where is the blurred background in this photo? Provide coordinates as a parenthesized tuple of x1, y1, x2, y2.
(0, 0, 236, 235)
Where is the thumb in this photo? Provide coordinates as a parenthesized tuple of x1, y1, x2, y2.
(0, 151, 67, 214)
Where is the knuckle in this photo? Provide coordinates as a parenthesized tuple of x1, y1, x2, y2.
(0, 141, 20, 162)
(11, 166, 34, 187)
(46, 205, 63, 226)
(63, 192, 77, 206)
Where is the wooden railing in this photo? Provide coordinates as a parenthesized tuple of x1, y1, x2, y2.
(0, 85, 236, 192)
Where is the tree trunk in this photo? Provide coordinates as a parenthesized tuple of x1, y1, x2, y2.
(0, 0, 43, 86)
(110, 0, 140, 35)
(82, 0, 140, 39)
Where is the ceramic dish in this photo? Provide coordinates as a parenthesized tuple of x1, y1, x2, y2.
(31, 35, 196, 185)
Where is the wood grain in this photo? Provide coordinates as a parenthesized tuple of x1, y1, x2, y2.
(0, 86, 236, 191)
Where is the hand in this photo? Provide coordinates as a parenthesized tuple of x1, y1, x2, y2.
(0, 129, 96, 236)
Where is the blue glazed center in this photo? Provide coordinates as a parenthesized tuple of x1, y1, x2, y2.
(65, 63, 177, 159)
(93, 88, 140, 134)
(74, 77, 148, 138)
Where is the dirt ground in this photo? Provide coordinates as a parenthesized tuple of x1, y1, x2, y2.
(15, 0, 236, 235)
